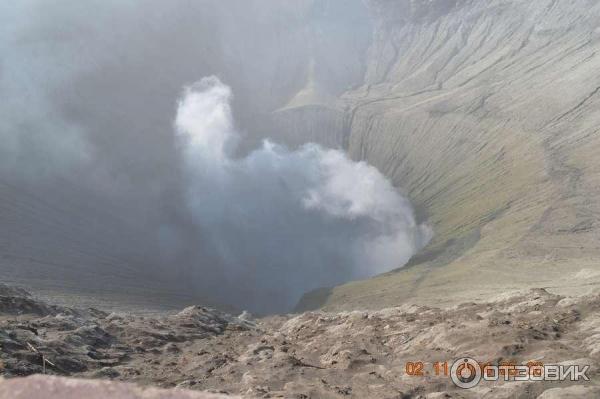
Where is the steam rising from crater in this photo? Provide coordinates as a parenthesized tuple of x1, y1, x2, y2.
(175, 77, 431, 313)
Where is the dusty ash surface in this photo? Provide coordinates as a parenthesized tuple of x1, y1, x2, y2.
(1, 284, 599, 399)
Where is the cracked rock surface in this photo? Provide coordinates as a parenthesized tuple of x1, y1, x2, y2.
(1, 285, 598, 398)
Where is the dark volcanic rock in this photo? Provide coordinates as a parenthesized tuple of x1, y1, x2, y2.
(0, 284, 32, 298)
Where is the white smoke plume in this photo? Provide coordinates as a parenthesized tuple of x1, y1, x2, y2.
(175, 77, 432, 313)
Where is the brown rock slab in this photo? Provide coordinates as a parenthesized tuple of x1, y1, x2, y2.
(0, 375, 240, 399)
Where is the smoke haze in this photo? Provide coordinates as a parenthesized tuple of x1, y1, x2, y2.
(0, 0, 429, 313)
(175, 78, 431, 312)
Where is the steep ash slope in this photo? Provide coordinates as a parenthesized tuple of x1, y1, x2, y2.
(306, 0, 600, 310)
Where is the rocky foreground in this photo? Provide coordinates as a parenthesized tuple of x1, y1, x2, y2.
(0, 284, 599, 398)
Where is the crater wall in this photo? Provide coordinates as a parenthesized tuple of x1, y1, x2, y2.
(303, 0, 600, 310)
